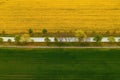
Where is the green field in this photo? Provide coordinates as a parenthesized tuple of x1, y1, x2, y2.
(0, 48, 120, 80)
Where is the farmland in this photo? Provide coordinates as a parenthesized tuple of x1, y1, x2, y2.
(0, 48, 120, 79)
(0, 0, 120, 33)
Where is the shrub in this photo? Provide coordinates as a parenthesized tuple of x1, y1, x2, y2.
(54, 37, 58, 42)
(0, 38, 3, 43)
(14, 35, 21, 44)
(108, 36, 115, 42)
(42, 29, 47, 34)
(20, 34, 33, 44)
(44, 37, 51, 42)
(93, 34, 103, 42)
(75, 30, 87, 42)
(8, 39, 12, 43)
(118, 39, 120, 42)
(28, 28, 33, 36)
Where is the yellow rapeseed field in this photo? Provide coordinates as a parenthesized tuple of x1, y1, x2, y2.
(0, 0, 120, 33)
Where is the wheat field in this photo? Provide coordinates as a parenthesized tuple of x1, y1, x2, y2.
(0, 0, 120, 33)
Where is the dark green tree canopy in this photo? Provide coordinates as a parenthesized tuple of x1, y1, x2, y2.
(42, 29, 47, 34)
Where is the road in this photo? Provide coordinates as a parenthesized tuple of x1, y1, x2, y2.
(1, 37, 120, 42)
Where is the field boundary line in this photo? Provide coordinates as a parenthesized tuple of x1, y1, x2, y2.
(0, 46, 120, 48)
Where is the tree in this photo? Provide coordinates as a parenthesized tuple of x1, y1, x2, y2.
(14, 35, 21, 44)
(54, 37, 58, 42)
(8, 39, 12, 43)
(20, 34, 33, 43)
(2, 30, 5, 36)
(0, 38, 3, 43)
(108, 36, 115, 42)
(106, 30, 110, 36)
(31, 39, 34, 43)
(44, 37, 50, 42)
(28, 28, 33, 36)
(93, 34, 103, 42)
(118, 39, 120, 42)
(42, 29, 47, 34)
(75, 30, 87, 42)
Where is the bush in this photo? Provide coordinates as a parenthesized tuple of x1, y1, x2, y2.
(54, 37, 58, 42)
(42, 29, 47, 34)
(75, 30, 87, 42)
(118, 39, 120, 42)
(14, 35, 21, 44)
(8, 39, 12, 43)
(108, 36, 115, 42)
(31, 39, 34, 43)
(93, 34, 103, 42)
(44, 37, 51, 42)
(28, 28, 33, 36)
(0, 38, 3, 43)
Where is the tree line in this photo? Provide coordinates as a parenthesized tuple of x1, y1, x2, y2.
(0, 28, 120, 37)
(0, 29, 119, 45)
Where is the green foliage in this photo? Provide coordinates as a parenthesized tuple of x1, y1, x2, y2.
(108, 36, 115, 42)
(28, 28, 33, 36)
(93, 34, 103, 42)
(0, 38, 3, 43)
(8, 39, 12, 43)
(1, 30, 6, 36)
(31, 39, 34, 43)
(45, 37, 50, 42)
(54, 37, 58, 42)
(42, 29, 47, 34)
(106, 30, 110, 36)
(118, 39, 120, 42)
(14, 35, 21, 43)
(75, 30, 87, 42)
(20, 34, 33, 43)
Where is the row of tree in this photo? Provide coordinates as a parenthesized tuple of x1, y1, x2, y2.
(75, 30, 118, 42)
(0, 29, 119, 44)
(0, 28, 120, 37)
(28, 28, 47, 36)
(28, 28, 120, 37)
(12, 30, 120, 43)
